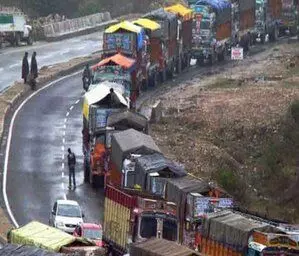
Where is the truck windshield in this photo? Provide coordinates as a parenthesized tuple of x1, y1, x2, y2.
(163, 218, 177, 241)
(200, 20, 211, 30)
(247, 248, 261, 256)
(140, 216, 157, 238)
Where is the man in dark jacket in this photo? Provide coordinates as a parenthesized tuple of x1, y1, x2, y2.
(67, 148, 76, 189)
(22, 52, 29, 84)
(82, 64, 92, 90)
(30, 51, 38, 79)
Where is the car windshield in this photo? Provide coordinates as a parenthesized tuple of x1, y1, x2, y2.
(84, 228, 102, 240)
(57, 204, 81, 218)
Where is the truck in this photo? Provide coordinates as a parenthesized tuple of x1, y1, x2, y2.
(198, 210, 298, 256)
(132, 18, 163, 88)
(0, 244, 65, 256)
(103, 21, 146, 99)
(280, 0, 299, 35)
(143, 8, 179, 80)
(7, 221, 106, 255)
(91, 53, 136, 107)
(189, 0, 232, 65)
(164, 4, 193, 72)
(254, 0, 283, 43)
(103, 184, 179, 255)
(0, 9, 33, 47)
(82, 80, 129, 187)
(108, 128, 161, 187)
(129, 238, 201, 256)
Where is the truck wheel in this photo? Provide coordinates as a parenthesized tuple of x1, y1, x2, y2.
(217, 51, 225, 62)
(270, 26, 278, 42)
(14, 33, 21, 46)
(160, 68, 166, 83)
(84, 160, 90, 182)
(27, 35, 33, 45)
(197, 57, 204, 66)
(290, 26, 297, 36)
(260, 34, 265, 44)
(176, 57, 182, 74)
(207, 55, 213, 66)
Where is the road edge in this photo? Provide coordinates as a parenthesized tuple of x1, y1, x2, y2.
(0, 55, 100, 244)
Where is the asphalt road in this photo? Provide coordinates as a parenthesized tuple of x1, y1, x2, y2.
(0, 31, 103, 92)
(6, 73, 105, 226)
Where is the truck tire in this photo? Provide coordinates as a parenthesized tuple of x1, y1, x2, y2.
(260, 34, 265, 44)
(160, 68, 167, 83)
(270, 26, 278, 42)
(217, 51, 225, 62)
(14, 33, 21, 46)
(197, 56, 204, 66)
(84, 160, 90, 182)
(176, 57, 182, 74)
(289, 26, 297, 36)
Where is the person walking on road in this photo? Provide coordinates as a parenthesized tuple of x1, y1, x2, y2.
(30, 51, 38, 79)
(67, 148, 76, 189)
(82, 64, 92, 91)
(22, 52, 29, 84)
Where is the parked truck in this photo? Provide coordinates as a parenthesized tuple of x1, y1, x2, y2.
(129, 238, 201, 256)
(7, 221, 106, 255)
(198, 210, 299, 256)
(143, 9, 179, 80)
(280, 0, 299, 35)
(254, 0, 283, 43)
(103, 21, 146, 98)
(0, 10, 33, 47)
(164, 4, 193, 72)
(82, 81, 129, 187)
(103, 184, 179, 255)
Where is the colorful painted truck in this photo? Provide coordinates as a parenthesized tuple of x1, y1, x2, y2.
(103, 184, 178, 255)
(108, 128, 161, 187)
(189, 0, 232, 65)
(103, 21, 146, 99)
(129, 238, 201, 256)
(0, 9, 33, 47)
(82, 81, 129, 187)
(164, 4, 193, 72)
(198, 210, 299, 256)
(143, 8, 179, 80)
(7, 221, 106, 255)
(132, 18, 163, 88)
(280, 0, 299, 35)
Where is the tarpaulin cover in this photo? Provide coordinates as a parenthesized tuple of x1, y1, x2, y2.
(130, 238, 201, 256)
(107, 110, 148, 132)
(144, 8, 177, 21)
(195, 0, 231, 11)
(105, 21, 144, 50)
(111, 129, 161, 172)
(202, 210, 272, 250)
(133, 18, 161, 31)
(134, 153, 187, 189)
(9, 221, 93, 253)
(93, 53, 136, 70)
(164, 4, 193, 20)
(0, 244, 65, 256)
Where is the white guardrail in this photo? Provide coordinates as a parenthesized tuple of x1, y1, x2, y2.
(43, 12, 111, 37)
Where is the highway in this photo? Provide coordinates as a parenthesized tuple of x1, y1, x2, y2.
(0, 31, 103, 92)
(5, 73, 105, 226)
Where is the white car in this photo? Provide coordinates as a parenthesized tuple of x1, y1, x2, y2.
(49, 200, 84, 233)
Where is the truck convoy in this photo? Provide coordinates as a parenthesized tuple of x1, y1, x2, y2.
(0, 8, 33, 47)
(77, 2, 299, 255)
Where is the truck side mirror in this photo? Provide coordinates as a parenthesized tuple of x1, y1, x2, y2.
(82, 212, 85, 218)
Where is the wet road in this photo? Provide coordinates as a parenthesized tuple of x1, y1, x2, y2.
(0, 31, 103, 92)
(6, 73, 105, 226)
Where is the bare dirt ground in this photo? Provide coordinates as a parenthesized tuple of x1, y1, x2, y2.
(148, 41, 299, 223)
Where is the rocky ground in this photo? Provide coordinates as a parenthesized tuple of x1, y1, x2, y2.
(148, 41, 299, 223)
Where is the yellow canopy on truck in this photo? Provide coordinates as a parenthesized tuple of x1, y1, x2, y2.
(164, 4, 193, 21)
(132, 18, 161, 31)
(105, 20, 142, 34)
(9, 221, 93, 252)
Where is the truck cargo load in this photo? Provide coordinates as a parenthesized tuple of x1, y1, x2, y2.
(109, 128, 161, 186)
(129, 238, 201, 256)
(8, 221, 105, 255)
(200, 210, 278, 255)
(133, 153, 187, 196)
(103, 184, 178, 255)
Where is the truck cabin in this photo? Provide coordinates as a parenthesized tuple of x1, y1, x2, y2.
(248, 242, 299, 256)
(103, 21, 144, 62)
(121, 187, 179, 243)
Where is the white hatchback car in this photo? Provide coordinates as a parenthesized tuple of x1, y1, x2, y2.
(49, 200, 84, 233)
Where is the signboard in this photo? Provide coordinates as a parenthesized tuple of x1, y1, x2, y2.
(231, 47, 244, 60)
(190, 197, 234, 218)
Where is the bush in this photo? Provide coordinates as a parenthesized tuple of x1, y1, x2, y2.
(216, 169, 238, 192)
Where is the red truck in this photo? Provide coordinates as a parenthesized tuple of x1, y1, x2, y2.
(143, 8, 179, 81)
(103, 184, 179, 255)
